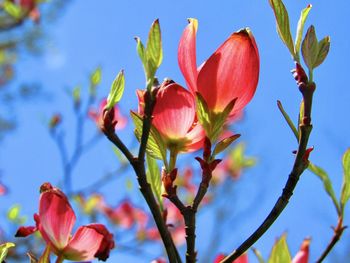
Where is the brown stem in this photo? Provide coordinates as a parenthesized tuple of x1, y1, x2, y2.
(316, 217, 347, 263)
(221, 70, 315, 262)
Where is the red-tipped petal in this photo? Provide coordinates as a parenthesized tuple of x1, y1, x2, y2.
(38, 189, 76, 251)
(292, 238, 310, 263)
(153, 83, 196, 140)
(87, 224, 115, 261)
(178, 18, 199, 94)
(197, 29, 259, 114)
(63, 226, 104, 261)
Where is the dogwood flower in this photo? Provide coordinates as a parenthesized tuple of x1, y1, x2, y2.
(15, 183, 114, 262)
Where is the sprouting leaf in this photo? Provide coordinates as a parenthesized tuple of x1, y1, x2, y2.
(313, 36, 330, 68)
(213, 134, 241, 156)
(146, 154, 163, 208)
(135, 37, 148, 72)
(340, 148, 350, 211)
(302, 25, 318, 71)
(195, 92, 210, 135)
(210, 99, 235, 142)
(308, 162, 340, 214)
(252, 248, 265, 263)
(3, 1, 22, 19)
(27, 252, 38, 263)
(106, 70, 125, 110)
(294, 4, 312, 62)
(130, 111, 167, 162)
(146, 19, 163, 70)
(277, 100, 298, 140)
(268, 234, 292, 263)
(269, 0, 295, 59)
(90, 67, 102, 86)
(0, 242, 15, 262)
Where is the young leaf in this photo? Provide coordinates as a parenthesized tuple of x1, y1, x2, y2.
(146, 154, 163, 208)
(294, 4, 312, 61)
(195, 92, 210, 135)
(38, 245, 51, 263)
(106, 70, 125, 110)
(135, 37, 148, 76)
(0, 242, 15, 262)
(268, 234, 292, 263)
(130, 111, 167, 162)
(340, 148, 350, 210)
(213, 134, 241, 156)
(252, 248, 265, 263)
(277, 100, 298, 140)
(301, 25, 318, 71)
(210, 99, 235, 142)
(146, 19, 163, 74)
(3, 1, 22, 19)
(313, 36, 330, 68)
(90, 67, 102, 86)
(308, 162, 340, 214)
(269, 0, 295, 59)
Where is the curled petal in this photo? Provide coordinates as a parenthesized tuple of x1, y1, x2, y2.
(184, 123, 205, 152)
(15, 226, 37, 237)
(63, 226, 104, 261)
(38, 188, 76, 250)
(153, 83, 196, 140)
(197, 28, 259, 114)
(87, 224, 115, 261)
(178, 18, 198, 93)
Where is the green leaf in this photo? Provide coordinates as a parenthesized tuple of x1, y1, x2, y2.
(268, 234, 292, 263)
(3, 1, 23, 19)
(294, 4, 312, 62)
(146, 154, 163, 208)
(0, 242, 15, 262)
(195, 92, 210, 134)
(90, 67, 102, 86)
(308, 162, 340, 214)
(301, 25, 318, 71)
(146, 19, 163, 75)
(130, 111, 167, 162)
(313, 36, 330, 68)
(340, 148, 350, 210)
(213, 134, 241, 156)
(7, 204, 20, 221)
(106, 70, 125, 110)
(269, 0, 295, 59)
(135, 37, 148, 74)
(210, 99, 235, 142)
(277, 100, 298, 140)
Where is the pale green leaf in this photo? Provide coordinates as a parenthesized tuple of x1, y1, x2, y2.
(90, 67, 102, 86)
(3, 1, 22, 19)
(313, 36, 330, 68)
(130, 111, 167, 161)
(38, 245, 51, 263)
(269, 0, 295, 59)
(146, 154, 163, 208)
(268, 234, 292, 263)
(301, 25, 318, 71)
(146, 19, 163, 73)
(213, 134, 240, 156)
(308, 162, 340, 214)
(106, 70, 125, 109)
(209, 99, 235, 142)
(340, 148, 350, 210)
(294, 4, 312, 61)
(0, 242, 15, 262)
(195, 92, 210, 135)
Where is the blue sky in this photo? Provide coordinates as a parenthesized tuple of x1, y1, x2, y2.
(1, 0, 350, 262)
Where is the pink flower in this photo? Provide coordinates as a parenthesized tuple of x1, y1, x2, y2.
(178, 19, 259, 117)
(15, 183, 114, 261)
(138, 82, 205, 153)
(89, 98, 127, 131)
(292, 238, 310, 263)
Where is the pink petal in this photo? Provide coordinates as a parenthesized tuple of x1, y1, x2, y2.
(38, 188, 76, 251)
(86, 224, 115, 261)
(292, 238, 310, 263)
(63, 226, 104, 261)
(197, 29, 259, 115)
(184, 123, 205, 152)
(152, 83, 196, 140)
(178, 18, 198, 94)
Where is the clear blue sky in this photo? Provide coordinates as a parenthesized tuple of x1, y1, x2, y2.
(1, 0, 350, 262)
